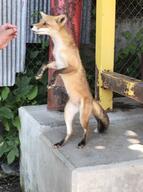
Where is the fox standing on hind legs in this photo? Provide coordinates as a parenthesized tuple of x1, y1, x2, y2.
(32, 12, 109, 148)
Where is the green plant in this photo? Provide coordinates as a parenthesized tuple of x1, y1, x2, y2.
(0, 41, 49, 165)
(0, 76, 38, 164)
(115, 28, 143, 78)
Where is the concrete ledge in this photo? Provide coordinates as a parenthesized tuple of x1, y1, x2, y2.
(72, 160, 143, 192)
(19, 98, 143, 192)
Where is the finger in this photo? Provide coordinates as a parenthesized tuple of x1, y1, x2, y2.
(5, 28, 17, 36)
(0, 42, 8, 49)
(11, 35, 17, 39)
(12, 31, 18, 37)
(11, 31, 18, 37)
(2, 23, 17, 30)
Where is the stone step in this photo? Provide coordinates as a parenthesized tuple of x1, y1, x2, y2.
(19, 98, 143, 192)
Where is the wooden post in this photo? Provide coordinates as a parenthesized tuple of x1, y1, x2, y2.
(95, 0, 116, 110)
(102, 71, 143, 103)
(48, 0, 83, 110)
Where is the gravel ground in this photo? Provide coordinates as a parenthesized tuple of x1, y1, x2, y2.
(0, 175, 20, 192)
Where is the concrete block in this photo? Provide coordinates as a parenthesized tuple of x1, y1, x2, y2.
(19, 98, 143, 192)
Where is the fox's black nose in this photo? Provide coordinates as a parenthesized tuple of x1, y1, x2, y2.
(30, 25, 33, 28)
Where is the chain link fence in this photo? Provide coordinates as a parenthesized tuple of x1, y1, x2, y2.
(85, 0, 143, 94)
(115, 0, 143, 79)
(24, 1, 50, 104)
(80, 0, 96, 95)
(25, 1, 49, 76)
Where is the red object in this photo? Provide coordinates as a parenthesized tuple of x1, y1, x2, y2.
(47, 0, 83, 110)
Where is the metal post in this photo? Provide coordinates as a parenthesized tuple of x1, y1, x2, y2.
(95, 0, 116, 110)
(48, 0, 83, 110)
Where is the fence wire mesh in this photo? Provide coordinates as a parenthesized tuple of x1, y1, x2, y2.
(25, 1, 49, 76)
(80, 0, 96, 95)
(115, 0, 143, 79)
(24, 2, 50, 105)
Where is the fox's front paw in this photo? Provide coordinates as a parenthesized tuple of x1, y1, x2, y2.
(47, 83, 56, 89)
(47, 78, 56, 89)
(35, 64, 48, 80)
(35, 74, 42, 80)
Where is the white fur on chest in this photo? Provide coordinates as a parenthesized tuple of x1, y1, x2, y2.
(53, 48, 65, 69)
(52, 38, 67, 69)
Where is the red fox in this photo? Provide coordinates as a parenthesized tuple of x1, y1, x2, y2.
(31, 12, 109, 148)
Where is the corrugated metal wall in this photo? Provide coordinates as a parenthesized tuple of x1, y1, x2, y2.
(0, 0, 92, 86)
(0, 0, 50, 86)
(26, 0, 92, 44)
(0, 0, 27, 86)
(26, 0, 50, 43)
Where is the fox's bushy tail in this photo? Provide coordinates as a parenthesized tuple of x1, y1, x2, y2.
(92, 99, 109, 133)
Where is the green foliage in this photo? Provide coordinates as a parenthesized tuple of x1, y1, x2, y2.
(0, 133, 19, 164)
(0, 75, 38, 164)
(115, 28, 143, 78)
(0, 42, 48, 165)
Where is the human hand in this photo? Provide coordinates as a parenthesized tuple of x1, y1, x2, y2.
(0, 24, 17, 49)
(0, 23, 17, 32)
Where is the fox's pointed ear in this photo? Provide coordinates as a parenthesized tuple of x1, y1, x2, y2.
(56, 15, 67, 26)
(40, 12, 47, 18)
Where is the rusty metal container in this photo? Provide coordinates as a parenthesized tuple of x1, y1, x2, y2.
(47, 0, 83, 111)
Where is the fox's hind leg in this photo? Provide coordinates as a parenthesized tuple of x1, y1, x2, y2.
(92, 99, 109, 133)
(54, 100, 78, 148)
(78, 99, 92, 148)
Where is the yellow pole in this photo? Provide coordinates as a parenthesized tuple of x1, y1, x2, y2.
(96, 0, 116, 110)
